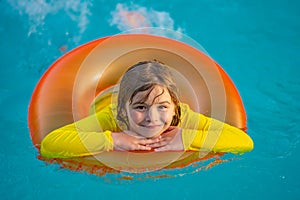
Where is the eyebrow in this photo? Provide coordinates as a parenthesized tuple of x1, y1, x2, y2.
(131, 101, 171, 106)
(157, 101, 171, 104)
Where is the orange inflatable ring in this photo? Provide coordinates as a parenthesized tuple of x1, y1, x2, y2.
(28, 34, 246, 175)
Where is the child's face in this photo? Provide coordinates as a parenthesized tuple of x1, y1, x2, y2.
(126, 85, 175, 138)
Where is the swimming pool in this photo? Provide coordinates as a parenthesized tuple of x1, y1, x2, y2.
(1, 0, 299, 199)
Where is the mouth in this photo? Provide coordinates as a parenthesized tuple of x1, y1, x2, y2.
(141, 124, 163, 129)
(133, 124, 166, 138)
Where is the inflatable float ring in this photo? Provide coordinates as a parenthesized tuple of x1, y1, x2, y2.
(28, 34, 246, 174)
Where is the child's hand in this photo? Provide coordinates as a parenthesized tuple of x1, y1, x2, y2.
(111, 132, 159, 151)
(148, 126, 184, 151)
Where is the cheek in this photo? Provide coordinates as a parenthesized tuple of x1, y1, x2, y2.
(128, 110, 144, 123)
(161, 110, 175, 124)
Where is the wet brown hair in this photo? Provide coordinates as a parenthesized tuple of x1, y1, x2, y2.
(117, 60, 181, 128)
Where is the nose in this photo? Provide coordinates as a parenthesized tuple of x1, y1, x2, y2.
(145, 107, 159, 122)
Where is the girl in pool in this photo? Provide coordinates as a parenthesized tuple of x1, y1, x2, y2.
(41, 60, 253, 158)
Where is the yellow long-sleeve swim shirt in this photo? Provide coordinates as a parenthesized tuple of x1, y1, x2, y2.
(40, 103, 253, 158)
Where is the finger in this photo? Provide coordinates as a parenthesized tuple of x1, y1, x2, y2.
(138, 137, 160, 145)
(146, 140, 169, 148)
(125, 143, 152, 151)
(154, 136, 173, 144)
(147, 136, 174, 147)
(135, 144, 152, 151)
(151, 135, 162, 140)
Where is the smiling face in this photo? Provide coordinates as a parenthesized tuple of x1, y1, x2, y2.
(117, 60, 181, 136)
(125, 85, 175, 138)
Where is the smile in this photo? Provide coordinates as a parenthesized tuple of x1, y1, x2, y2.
(141, 124, 163, 129)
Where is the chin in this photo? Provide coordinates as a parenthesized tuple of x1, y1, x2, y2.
(138, 128, 165, 138)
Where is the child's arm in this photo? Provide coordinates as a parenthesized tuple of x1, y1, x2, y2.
(180, 103, 254, 154)
(40, 106, 116, 158)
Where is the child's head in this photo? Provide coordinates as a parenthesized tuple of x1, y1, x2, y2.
(117, 60, 181, 138)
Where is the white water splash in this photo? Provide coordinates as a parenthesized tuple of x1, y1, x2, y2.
(109, 3, 210, 56)
(7, 0, 91, 37)
(109, 3, 183, 35)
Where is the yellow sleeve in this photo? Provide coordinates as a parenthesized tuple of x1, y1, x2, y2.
(180, 103, 254, 154)
(40, 105, 117, 158)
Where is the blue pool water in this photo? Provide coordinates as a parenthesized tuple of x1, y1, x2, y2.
(1, 0, 300, 199)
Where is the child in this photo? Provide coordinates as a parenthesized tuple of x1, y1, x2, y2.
(41, 60, 253, 158)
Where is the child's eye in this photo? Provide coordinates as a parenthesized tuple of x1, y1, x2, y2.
(158, 105, 168, 110)
(134, 105, 147, 111)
